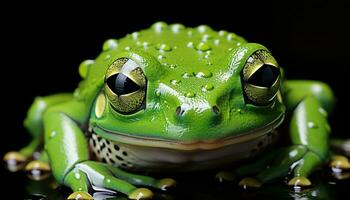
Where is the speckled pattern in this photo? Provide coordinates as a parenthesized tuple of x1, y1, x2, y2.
(89, 133, 133, 169)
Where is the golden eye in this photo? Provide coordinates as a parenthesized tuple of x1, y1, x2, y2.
(104, 58, 147, 114)
(241, 50, 281, 105)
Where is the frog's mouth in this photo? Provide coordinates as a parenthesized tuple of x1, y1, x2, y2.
(90, 113, 284, 151)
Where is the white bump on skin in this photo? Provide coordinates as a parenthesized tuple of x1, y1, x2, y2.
(95, 93, 106, 118)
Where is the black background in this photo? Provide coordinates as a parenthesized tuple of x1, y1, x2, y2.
(1, 0, 349, 199)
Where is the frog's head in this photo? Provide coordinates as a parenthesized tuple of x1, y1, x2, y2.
(89, 23, 285, 152)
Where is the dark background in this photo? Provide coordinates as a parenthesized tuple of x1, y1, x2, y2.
(1, 0, 349, 199)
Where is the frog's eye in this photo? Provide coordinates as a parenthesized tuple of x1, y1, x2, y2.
(241, 50, 281, 105)
(104, 58, 147, 114)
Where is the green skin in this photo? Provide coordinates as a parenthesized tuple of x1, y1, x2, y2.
(14, 22, 336, 198)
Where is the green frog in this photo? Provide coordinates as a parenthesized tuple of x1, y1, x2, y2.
(4, 22, 350, 200)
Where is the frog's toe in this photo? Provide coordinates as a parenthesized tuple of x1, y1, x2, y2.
(25, 160, 51, 181)
(3, 151, 27, 172)
(156, 178, 176, 191)
(67, 191, 93, 200)
(128, 188, 154, 200)
(238, 177, 262, 188)
(288, 176, 311, 187)
(330, 155, 350, 170)
(215, 171, 235, 182)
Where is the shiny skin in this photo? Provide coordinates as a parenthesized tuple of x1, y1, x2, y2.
(4, 22, 337, 199)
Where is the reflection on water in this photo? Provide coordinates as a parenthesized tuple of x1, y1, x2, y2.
(18, 169, 350, 200)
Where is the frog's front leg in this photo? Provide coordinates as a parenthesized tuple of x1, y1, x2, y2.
(262, 80, 335, 186)
(219, 80, 336, 187)
(44, 100, 174, 199)
(283, 80, 335, 185)
(246, 81, 334, 186)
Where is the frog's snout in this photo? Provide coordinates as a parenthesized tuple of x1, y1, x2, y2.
(174, 104, 221, 125)
(175, 105, 220, 116)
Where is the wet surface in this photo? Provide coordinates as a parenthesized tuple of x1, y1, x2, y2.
(2, 165, 349, 200)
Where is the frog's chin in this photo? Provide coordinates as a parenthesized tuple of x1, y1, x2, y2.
(90, 113, 284, 151)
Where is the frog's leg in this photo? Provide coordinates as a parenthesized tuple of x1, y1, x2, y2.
(44, 100, 156, 199)
(3, 94, 73, 172)
(106, 165, 176, 191)
(238, 80, 335, 187)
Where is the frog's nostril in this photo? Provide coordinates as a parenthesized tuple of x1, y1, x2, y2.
(212, 105, 220, 115)
(176, 106, 185, 116)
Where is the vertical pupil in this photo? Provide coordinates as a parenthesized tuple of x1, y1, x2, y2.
(107, 73, 140, 95)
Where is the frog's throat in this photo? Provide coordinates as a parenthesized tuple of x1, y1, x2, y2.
(91, 113, 284, 151)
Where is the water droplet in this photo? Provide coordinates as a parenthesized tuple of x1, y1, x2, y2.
(202, 84, 214, 91)
(307, 121, 318, 129)
(169, 64, 177, 69)
(214, 39, 220, 45)
(157, 55, 166, 60)
(185, 92, 196, 98)
(218, 30, 228, 36)
(204, 54, 210, 59)
(171, 79, 181, 85)
(187, 42, 194, 48)
(131, 32, 140, 40)
(104, 54, 111, 60)
(318, 107, 328, 117)
(197, 25, 211, 33)
(79, 60, 94, 79)
(195, 42, 211, 51)
(227, 33, 238, 41)
(156, 43, 172, 51)
(196, 70, 212, 78)
(124, 46, 131, 51)
(142, 42, 150, 48)
(171, 23, 185, 33)
(50, 131, 57, 138)
(155, 90, 161, 97)
(202, 34, 213, 41)
(75, 172, 81, 180)
(106, 178, 111, 183)
(102, 39, 118, 51)
(182, 72, 194, 78)
(233, 108, 242, 114)
(187, 31, 193, 36)
(152, 22, 168, 32)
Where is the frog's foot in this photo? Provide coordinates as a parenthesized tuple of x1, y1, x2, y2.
(330, 155, 350, 180)
(330, 155, 350, 170)
(25, 160, 51, 181)
(128, 188, 154, 200)
(232, 145, 323, 189)
(65, 161, 174, 199)
(238, 177, 262, 188)
(215, 171, 235, 182)
(287, 176, 311, 187)
(67, 191, 93, 200)
(3, 151, 28, 172)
